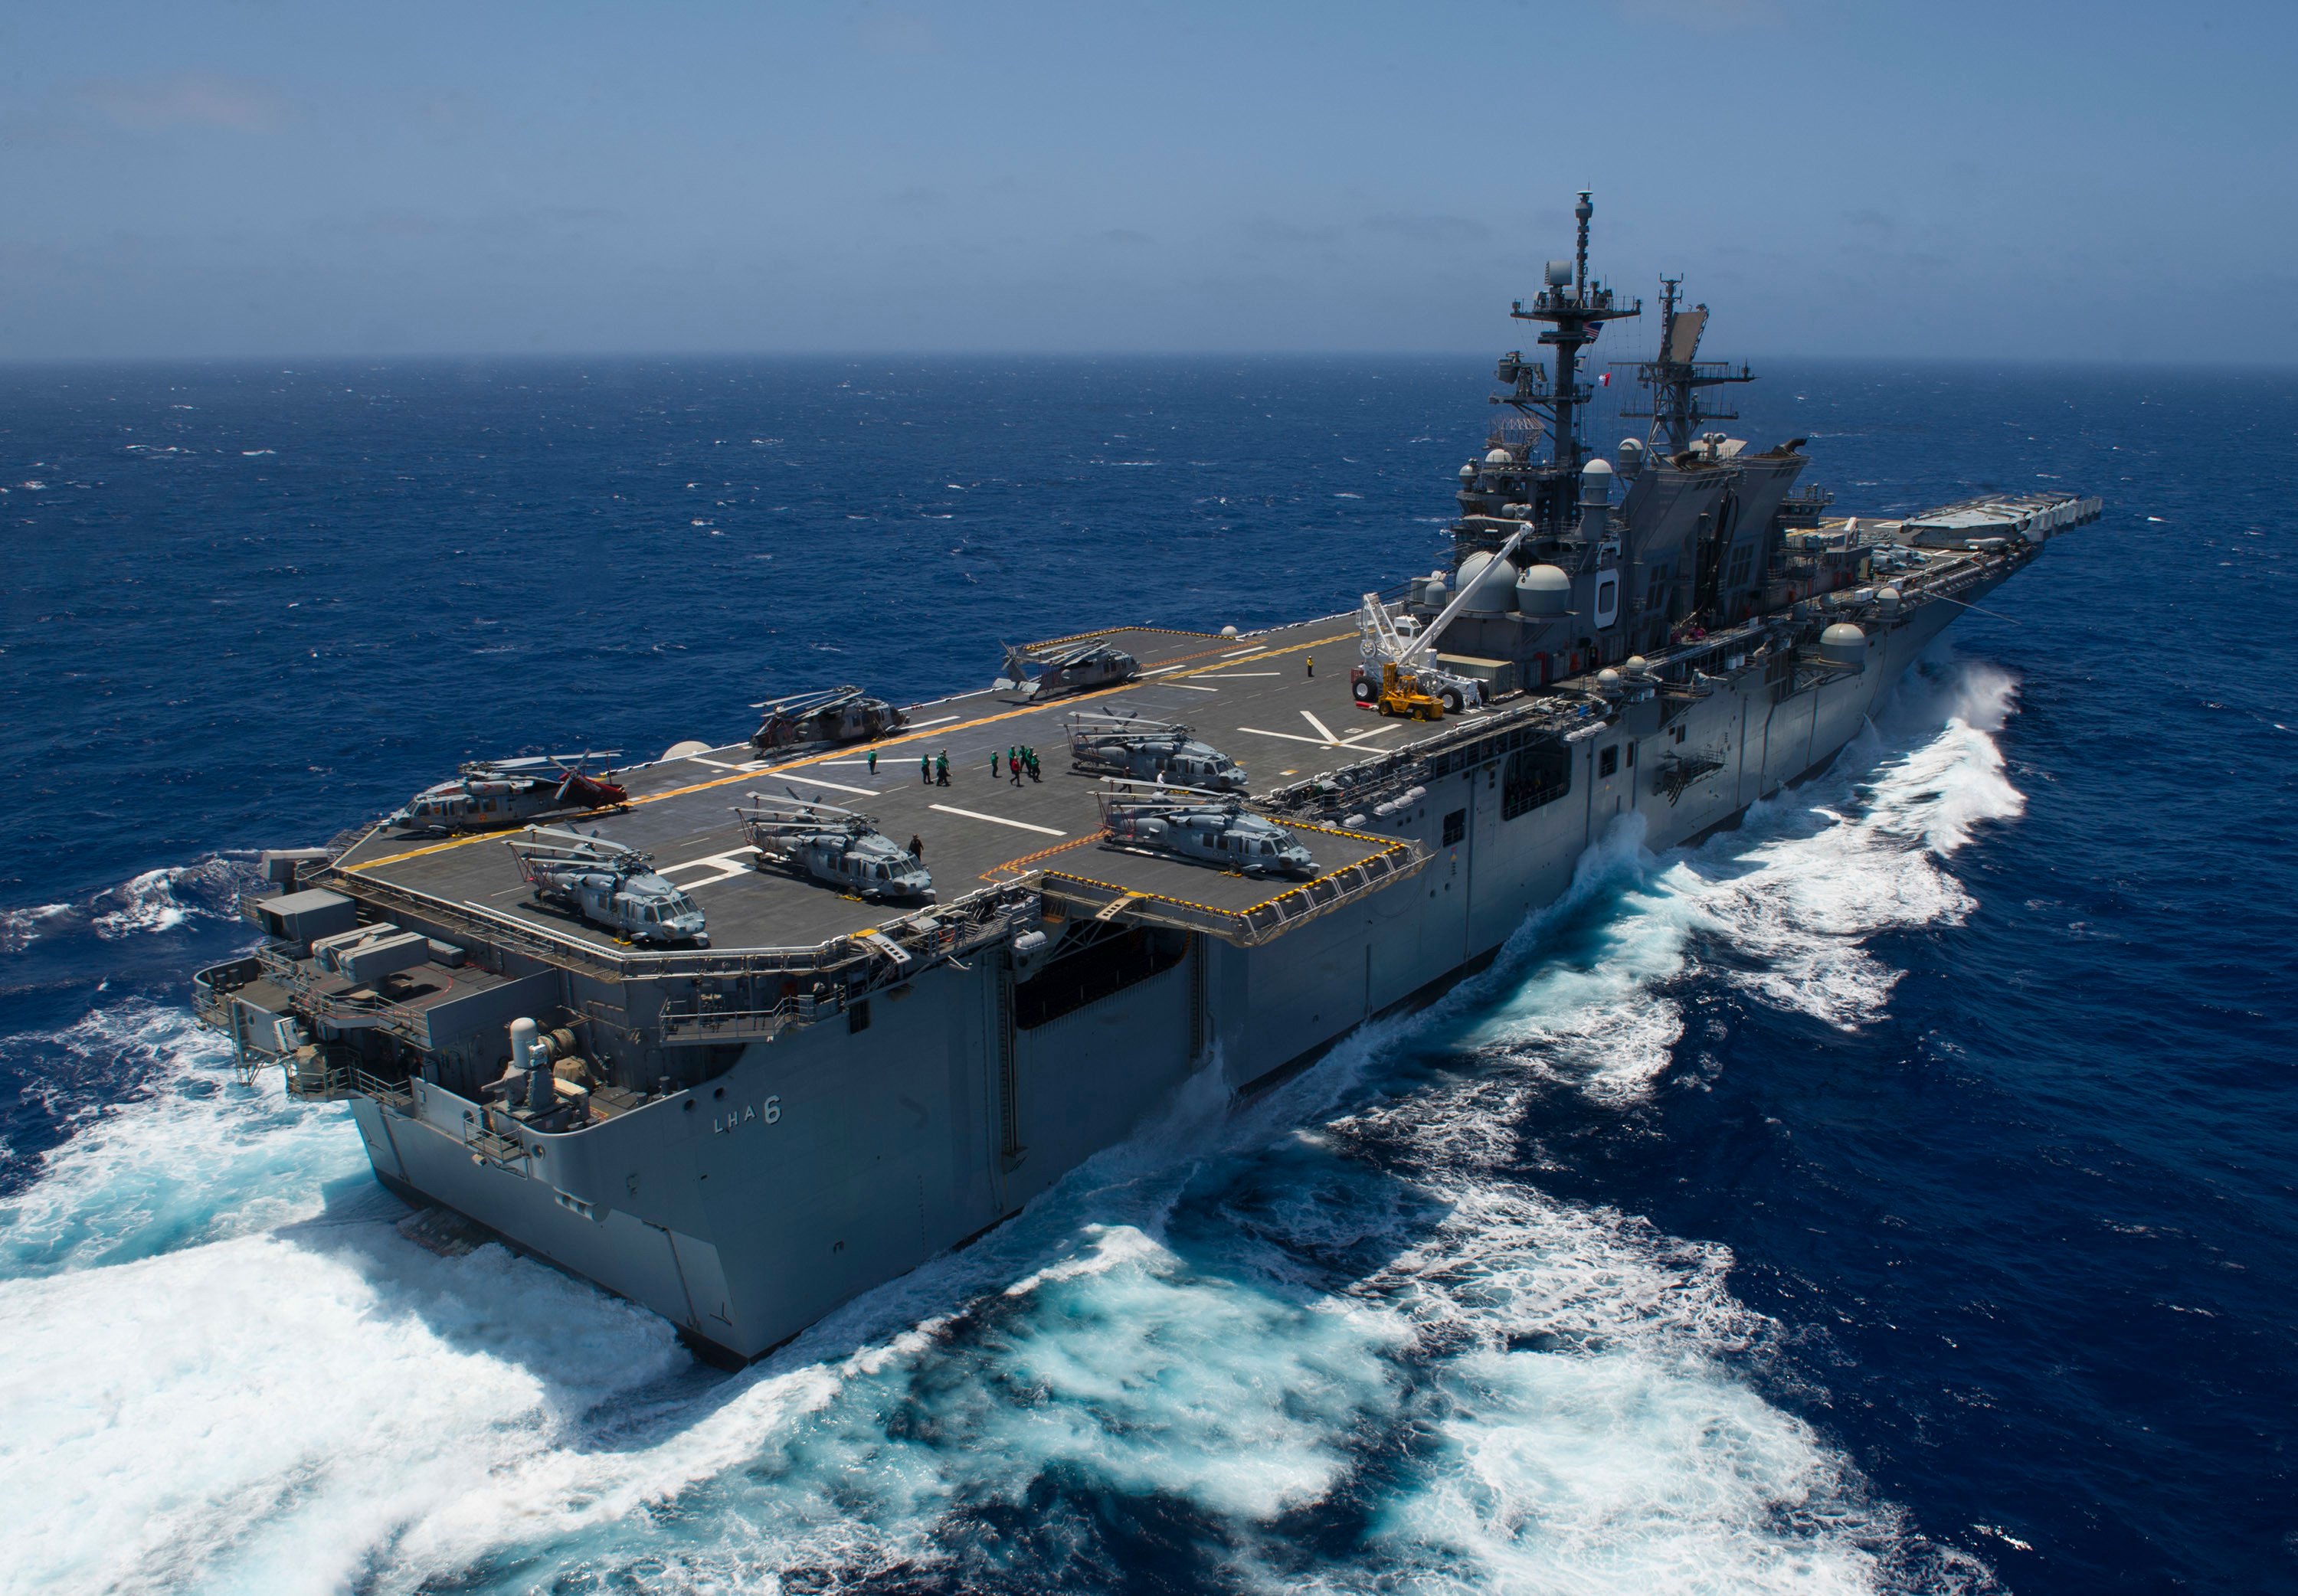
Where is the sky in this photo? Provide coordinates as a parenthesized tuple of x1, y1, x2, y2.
(1, 0, 2293, 363)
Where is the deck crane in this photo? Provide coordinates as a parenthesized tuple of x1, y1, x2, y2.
(1354, 524, 1542, 713)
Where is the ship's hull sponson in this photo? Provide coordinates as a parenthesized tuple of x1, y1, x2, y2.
(343, 566, 1999, 1363)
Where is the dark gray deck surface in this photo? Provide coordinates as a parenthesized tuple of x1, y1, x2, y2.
(335, 619, 1464, 953)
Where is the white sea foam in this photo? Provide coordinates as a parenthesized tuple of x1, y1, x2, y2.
(1468, 656, 2025, 1099)
(0, 662, 2020, 1592)
(0, 1002, 362, 1273)
(3, 855, 256, 950)
(0, 901, 71, 953)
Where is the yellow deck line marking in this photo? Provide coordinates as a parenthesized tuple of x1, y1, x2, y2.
(1166, 631, 1346, 681)
(979, 835, 1100, 881)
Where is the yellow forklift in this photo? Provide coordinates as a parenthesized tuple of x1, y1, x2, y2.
(1373, 661, 1445, 721)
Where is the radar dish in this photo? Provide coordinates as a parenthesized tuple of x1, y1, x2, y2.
(1664, 306, 1707, 365)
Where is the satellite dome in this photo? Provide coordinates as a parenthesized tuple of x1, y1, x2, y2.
(1582, 456, 1614, 479)
(1624, 654, 1649, 673)
(1876, 587, 1902, 616)
(1221, 624, 1239, 637)
(1514, 563, 1571, 616)
(1819, 621, 1869, 669)
(1596, 668, 1622, 693)
(1458, 463, 1477, 481)
(1485, 448, 1513, 466)
(1456, 551, 1520, 613)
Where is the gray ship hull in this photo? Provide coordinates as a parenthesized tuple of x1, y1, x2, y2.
(337, 572, 1982, 1362)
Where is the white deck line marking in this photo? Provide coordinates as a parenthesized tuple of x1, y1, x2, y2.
(659, 846, 764, 889)
(1142, 663, 1190, 675)
(1301, 709, 1341, 742)
(660, 845, 761, 875)
(1219, 646, 1265, 657)
(1237, 725, 1340, 747)
(682, 755, 748, 770)
(1192, 672, 1280, 679)
(929, 804, 1066, 837)
(774, 774, 879, 797)
(1164, 683, 1219, 692)
(905, 715, 962, 730)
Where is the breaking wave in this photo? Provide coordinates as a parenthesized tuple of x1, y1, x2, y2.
(1468, 659, 2023, 1104)
(0, 660, 2021, 1594)
(0, 1003, 362, 1273)
(1, 855, 258, 953)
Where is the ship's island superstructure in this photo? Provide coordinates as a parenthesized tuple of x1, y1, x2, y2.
(192, 197, 2098, 1361)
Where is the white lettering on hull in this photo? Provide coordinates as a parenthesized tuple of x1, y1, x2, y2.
(712, 1095, 782, 1134)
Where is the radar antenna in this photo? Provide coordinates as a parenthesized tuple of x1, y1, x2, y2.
(1615, 275, 1754, 456)
(1499, 191, 1642, 476)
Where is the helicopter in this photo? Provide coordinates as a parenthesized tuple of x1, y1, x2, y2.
(387, 753, 627, 832)
(749, 686, 908, 754)
(1067, 712, 1248, 791)
(995, 639, 1138, 700)
(732, 792, 935, 903)
(504, 826, 708, 946)
(1095, 782, 1316, 878)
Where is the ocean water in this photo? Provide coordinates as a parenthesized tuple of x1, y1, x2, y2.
(2, 355, 2293, 1594)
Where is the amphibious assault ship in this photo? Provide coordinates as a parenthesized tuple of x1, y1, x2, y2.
(192, 195, 2099, 1361)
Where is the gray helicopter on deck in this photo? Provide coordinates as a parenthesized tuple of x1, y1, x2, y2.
(1095, 782, 1315, 878)
(387, 753, 627, 833)
(749, 686, 908, 754)
(996, 639, 1138, 700)
(1067, 712, 1248, 791)
(733, 793, 935, 903)
(504, 826, 707, 946)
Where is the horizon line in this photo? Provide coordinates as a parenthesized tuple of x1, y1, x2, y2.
(0, 348, 2293, 374)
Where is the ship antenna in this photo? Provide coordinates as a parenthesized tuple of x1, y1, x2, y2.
(1573, 190, 1592, 298)
(1617, 270, 1754, 456)
(1505, 190, 1639, 482)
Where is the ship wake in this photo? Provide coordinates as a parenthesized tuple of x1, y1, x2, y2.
(0, 656, 2021, 1595)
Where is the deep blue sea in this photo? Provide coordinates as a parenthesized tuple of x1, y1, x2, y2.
(1, 355, 2292, 1595)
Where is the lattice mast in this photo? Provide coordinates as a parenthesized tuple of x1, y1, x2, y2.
(1616, 275, 1754, 456)
(1503, 191, 1642, 479)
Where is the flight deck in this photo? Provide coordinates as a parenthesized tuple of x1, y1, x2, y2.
(329, 618, 1438, 961)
